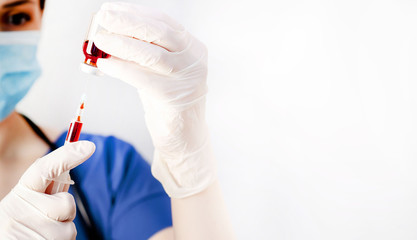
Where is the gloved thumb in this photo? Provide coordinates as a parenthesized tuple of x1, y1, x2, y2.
(19, 141, 95, 193)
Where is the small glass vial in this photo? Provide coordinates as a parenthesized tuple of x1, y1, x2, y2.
(80, 13, 110, 76)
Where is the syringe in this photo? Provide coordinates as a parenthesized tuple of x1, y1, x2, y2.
(49, 95, 86, 194)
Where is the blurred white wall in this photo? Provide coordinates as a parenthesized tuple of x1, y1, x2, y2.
(18, 0, 417, 239)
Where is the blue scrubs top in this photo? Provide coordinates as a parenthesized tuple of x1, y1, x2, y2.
(54, 132, 172, 240)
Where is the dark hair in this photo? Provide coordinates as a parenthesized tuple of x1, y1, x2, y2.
(40, 0, 45, 9)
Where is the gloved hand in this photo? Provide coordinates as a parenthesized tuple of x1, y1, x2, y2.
(94, 2, 216, 198)
(0, 141, 95, 239)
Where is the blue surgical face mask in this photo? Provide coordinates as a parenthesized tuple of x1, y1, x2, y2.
(0, 31, 41, 121)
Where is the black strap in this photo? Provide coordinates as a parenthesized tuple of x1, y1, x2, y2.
(20, 114, 58, 151)
(19, 113, 103, 240)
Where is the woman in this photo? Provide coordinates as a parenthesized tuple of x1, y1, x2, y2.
(0, 0, 235, 239)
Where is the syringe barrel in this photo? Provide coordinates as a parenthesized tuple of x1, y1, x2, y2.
(65, 120, 83, 143)
(49, 170, 73, 194)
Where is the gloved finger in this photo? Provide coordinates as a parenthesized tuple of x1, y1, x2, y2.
(94, 31, 174, 74)
(19, 141, 95, 193)
(95, 8, 190, 52)
(97, 56, 208, 105)
(37, 221, 77, 240)
(100, 2, 184, 31)
(1, 188, 78, 239)
(57, 221, 77, 240)
(2, 215, 77, 240)
(38, 192, 77, 222)
(96, 56, 155, 90)
(13, 184, 76, 222)
(33, 220, 77, 240)
(95, 31, 207, 75)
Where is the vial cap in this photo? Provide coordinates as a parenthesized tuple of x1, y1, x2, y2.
(79, 63, 104, 76)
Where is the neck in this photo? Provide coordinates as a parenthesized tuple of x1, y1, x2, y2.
(0, 112, 28, 160)
(0, 111, 52, 199)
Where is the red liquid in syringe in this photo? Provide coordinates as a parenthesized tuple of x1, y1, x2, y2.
(65, 102, 85, 143)
(65, 120, 83, 143)
(82, 40, 110, 68)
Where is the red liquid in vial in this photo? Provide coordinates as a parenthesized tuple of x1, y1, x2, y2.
(65, 121, 83, 143)
(83, 40, 110, 67)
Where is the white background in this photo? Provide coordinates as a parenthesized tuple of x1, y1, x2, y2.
(18, 0, 417, 239)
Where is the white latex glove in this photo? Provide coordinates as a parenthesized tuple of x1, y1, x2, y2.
(0, 141, 95, 239)
(94, 2, 216, 198)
